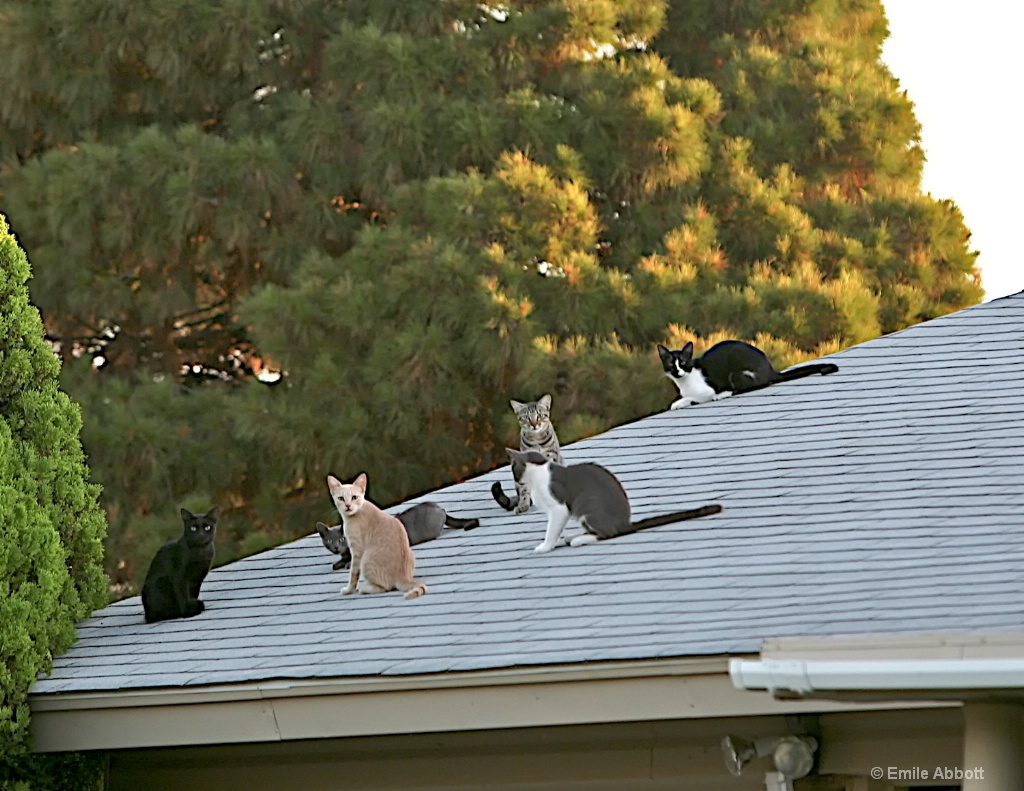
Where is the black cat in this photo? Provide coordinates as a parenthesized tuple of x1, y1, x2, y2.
(658, 340, 838, 408)
(141, 508, 218, 623)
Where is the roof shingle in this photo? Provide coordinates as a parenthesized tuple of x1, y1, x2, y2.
(32, 292, 1024, 695)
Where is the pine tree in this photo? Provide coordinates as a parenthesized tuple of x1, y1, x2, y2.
(0, 0, 982, 592)
(651, 0, 981, 338)
(0, 216, 108, 786)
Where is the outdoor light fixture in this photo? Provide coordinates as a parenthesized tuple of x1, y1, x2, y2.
(721, 733, 818, 791)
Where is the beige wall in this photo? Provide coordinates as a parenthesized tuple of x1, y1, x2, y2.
(107, 708, 963, 791)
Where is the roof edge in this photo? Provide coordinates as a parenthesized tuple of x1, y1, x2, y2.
(31, 655, 940, 753)
(31, 656, 734, 712)
(761, 631, 1024, 661)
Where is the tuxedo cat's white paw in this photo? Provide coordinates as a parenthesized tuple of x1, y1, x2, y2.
(670, 397, 692, 409)
(569, 533, 599, 547)
(534, 542, 556, 553)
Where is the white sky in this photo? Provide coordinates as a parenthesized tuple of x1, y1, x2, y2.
(881, 1, 1022, 301)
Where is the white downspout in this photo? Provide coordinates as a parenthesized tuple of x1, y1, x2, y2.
(730, 658, 1024, 695)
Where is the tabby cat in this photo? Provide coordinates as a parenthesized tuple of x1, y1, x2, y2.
(141, 508, 218, 623)
(327, 473, 426, 599)
(505, 449, 721, 553)
(658, 340, 838, 409)
(317, 502, 479, 570)
(492, 394, 563, 514)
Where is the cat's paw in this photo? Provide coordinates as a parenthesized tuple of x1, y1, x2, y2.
(340, 585, 355, 595)
(534, 542, 556, 553)
(569, 534, 598, 547)
(514, 503, 531, 515)
(670, 398, 691, 410)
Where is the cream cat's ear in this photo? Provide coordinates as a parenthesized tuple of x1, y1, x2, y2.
(353, 473, 368, 494)
(326, 474, 343, 497)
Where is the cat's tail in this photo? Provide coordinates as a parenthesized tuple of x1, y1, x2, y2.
(400, 580, 427, 600)
(627, 504, 722, 533)
(444, 513, 481, 531)
(491, 481, 518, 512)
(779, 362, 838, 381)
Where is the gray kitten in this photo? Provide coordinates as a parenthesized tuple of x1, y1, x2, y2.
(317, 502, 479, 570)
(492, 394, 563, 514)
(505, 448, 721, 553)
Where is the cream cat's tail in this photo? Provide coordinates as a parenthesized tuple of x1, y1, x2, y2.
(400, 580, 427, 599)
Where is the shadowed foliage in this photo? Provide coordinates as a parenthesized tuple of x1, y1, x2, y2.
(0, 0, 981, 600)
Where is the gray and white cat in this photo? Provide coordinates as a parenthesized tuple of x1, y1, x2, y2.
(317, 502, 479, 570)
(492, 394, 563, 514)
(505, 448, 722, 553)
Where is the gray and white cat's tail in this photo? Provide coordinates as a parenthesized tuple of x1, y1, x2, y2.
(444, 513, 480, 530)
(778, 362, 838, 381)
(624, 504, 723, 534)
(399, 580, 427, 599)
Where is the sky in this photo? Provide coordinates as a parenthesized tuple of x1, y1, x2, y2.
(881, 0, 1021, 301)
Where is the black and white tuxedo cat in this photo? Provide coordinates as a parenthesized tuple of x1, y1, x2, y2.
(658, 340, 838, 408)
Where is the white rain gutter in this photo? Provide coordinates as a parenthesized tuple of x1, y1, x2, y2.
(730, 658, 1024, 697)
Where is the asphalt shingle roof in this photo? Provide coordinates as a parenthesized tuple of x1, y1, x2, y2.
(32, 293, 1024, 695)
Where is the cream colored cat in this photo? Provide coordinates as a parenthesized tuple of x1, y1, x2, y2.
(326, 473, 427, 599)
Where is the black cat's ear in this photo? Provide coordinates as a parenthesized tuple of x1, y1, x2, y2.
(180, 507, 194, 521)
(326, 474, 342, 496)
(316, 522, 329, 537)
(657, 344, 672, 362)
(206, 506, 219, 523)
(681, 341, 694, 359)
